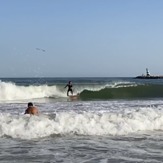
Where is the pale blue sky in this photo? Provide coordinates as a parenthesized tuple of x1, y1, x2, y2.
(1, 0, 163, 77)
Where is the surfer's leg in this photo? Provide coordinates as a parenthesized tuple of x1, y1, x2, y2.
(70, 89, 73, 95)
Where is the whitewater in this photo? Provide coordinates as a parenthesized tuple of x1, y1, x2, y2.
(0, 77, 163, 162)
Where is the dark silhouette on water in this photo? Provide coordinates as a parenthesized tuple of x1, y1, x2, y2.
(65, 81, 73, 96)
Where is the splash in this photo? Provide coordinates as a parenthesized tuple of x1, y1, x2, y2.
(0, 81, 66, 101)
(0, 108, 163, 139)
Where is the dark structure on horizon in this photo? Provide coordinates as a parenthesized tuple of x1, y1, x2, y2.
(135, 68, 163, 79)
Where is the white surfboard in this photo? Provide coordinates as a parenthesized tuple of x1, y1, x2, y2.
(69, 94, 79, 100)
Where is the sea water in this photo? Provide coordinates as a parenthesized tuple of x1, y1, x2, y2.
(0, 77, 163, 163)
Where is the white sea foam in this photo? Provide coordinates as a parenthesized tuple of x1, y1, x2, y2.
(0, 108, 163, 139)
(0, 81, 66, 101)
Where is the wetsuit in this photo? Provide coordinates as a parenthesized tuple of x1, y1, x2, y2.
(65, 83, 73, 96)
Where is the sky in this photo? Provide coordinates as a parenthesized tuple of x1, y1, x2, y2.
(1, 0, 163, 77)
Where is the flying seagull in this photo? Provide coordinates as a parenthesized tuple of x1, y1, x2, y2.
(36, 48, 46, 52)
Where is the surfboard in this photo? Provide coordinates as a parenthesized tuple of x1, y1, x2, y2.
(69, 94, 79, 100)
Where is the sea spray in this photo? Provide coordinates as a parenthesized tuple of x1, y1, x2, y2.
(0, 81, 66, 101)
(0, 107, 163, 139)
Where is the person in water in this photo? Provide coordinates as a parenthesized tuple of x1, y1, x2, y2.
(65, 81, 73, 96)
(25, 102, 39, 115)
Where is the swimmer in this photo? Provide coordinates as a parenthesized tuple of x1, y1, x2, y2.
(24, 102, 39, 115)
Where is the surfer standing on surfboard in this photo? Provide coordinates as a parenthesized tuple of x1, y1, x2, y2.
(64, 81, 73, 96)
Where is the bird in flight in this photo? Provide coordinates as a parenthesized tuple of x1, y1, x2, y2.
(36, 48, 46, 52)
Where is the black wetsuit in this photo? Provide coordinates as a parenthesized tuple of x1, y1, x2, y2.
(65, 83, 73, 96)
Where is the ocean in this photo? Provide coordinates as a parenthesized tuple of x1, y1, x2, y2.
(0, 77, 163, 163)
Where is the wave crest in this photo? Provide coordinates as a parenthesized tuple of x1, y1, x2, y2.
(0, 108, 163, 139)
(0, 81, 65, 101)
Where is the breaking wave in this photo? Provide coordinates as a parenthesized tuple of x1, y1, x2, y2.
(0, 80, 163, 102)
(0, 107, 163, 139)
